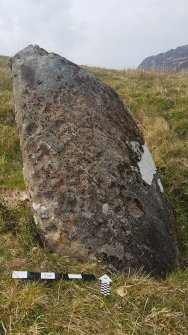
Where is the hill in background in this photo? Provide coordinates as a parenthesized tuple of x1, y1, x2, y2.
(139, 45, 188, 72)
(0, 56, 188, 334)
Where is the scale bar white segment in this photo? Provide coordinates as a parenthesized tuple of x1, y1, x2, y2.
(68, 274, 82, 279)
(41, 272, 55, 279)
(12, 271, 28, 279)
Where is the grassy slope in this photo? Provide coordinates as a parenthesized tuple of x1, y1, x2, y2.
(0, 58, 187, 334)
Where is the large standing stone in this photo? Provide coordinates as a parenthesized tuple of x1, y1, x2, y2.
(11, 45, 178, 277)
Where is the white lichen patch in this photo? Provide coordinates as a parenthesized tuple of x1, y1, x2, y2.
(129, 141, 142, 160)
(129, 141, 164, 192)
(102, 203, 109, 215)
(39, 205, 50, 219)
(137, 143, 156, 185)
(130, 166, 139, 173)
(158, 178, 164, 193)
(32, 202, 50, 219)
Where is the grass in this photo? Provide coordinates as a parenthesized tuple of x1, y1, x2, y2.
(0, 57, 188, 334)
(0, 203, 188, 334)
(0, 61, 24, 191)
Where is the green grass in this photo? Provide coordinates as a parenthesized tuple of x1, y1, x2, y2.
(0, 57, 188, 334)
(0, 61, 24, 191)
(0, 56, 12, 91)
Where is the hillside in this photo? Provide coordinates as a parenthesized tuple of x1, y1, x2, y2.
(139, 45, 188, 72)
(0, 57, 188, 334)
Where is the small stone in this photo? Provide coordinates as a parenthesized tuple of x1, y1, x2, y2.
(20, 193, 30, 202)
(32, 202, 41, 211)
(116, 286, 127, 297)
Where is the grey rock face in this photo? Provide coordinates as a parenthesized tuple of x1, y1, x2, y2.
(139, 45, 188, 72)
(11, 45, 178, 277)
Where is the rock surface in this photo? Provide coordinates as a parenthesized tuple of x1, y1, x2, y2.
(139, 45, 188, 72)
(11, 45, 178, 277)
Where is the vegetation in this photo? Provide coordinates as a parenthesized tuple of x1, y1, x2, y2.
(0, 58, 187, 334)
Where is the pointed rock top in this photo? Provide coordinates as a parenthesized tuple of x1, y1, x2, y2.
(16, 44, 49, 58)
